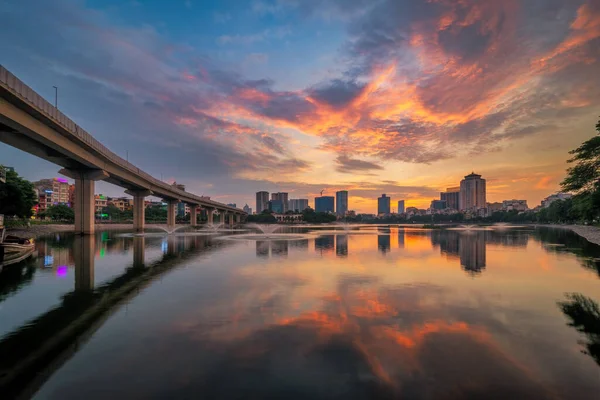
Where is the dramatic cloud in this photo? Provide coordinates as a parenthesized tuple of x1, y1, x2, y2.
(1, 0, 599, 210)
(335, 155, 384, 173)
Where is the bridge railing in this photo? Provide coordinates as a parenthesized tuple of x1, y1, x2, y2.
(0, 65, 241, 212)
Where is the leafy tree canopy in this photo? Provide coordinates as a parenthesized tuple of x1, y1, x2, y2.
(0, 167, 37, 218)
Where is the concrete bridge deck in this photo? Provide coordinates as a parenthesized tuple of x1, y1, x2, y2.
(0, 65, 245, 234)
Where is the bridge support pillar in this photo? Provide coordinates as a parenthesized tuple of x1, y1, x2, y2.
(59, 168, 109, 235)
(229, 213, 234, 227)
(125, 189, 153, 232)
(206, 208, 214, 225)
(167, 200, 178, 229)
(190, 205, 198, 226)
(133, 236, 145, 268)
(235, 214, 241, 224)
(73, 235, 95, 291)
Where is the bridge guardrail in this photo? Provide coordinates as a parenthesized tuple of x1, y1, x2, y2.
(0, 65, 242, 213)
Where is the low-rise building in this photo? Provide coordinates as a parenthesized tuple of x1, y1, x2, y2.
(487, 202, 503, 213)
(95, 194, 108, 212)
(273, 213, 303, 223)
(541, 193, 572, 208)
(502, 199, 528, 211)
(108, 197, 133, 211)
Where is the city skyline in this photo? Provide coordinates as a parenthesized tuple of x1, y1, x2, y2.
(1, 1, 599, 213)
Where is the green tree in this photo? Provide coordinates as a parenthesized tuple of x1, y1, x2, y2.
(0, 167, 37, 218)
(561, 118, 600, 221)
(246, 210, 277, 223)
(44, 204, 75, 221)
(145, 205, 167, 223)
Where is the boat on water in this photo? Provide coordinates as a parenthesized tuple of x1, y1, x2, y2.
(0, 228, 36, 267)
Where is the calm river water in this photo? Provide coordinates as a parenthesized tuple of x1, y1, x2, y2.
(1, 225, 599, 399)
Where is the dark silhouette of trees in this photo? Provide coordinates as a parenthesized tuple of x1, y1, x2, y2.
(558, 293, 600, 366)
(42, 204, 75, 221)
(0, 167, 37, 218)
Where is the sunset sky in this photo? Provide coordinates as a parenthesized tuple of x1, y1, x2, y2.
(1, 0, 599, 213)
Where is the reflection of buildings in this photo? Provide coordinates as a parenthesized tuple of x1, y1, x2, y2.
(377, 227, 391, 254)
(378, 234, 390, 254)
(459, 233, 486, 274)
(336, 235, 348, 257)
(271, 241, 289, 257)
(486, 231, 529, 247)
(256, 241, 270, 258)
(315, 235, 335, 255)
(398, 230, 405, 249)
(289, 239, 309, 250)
(255, 240, 290, 258)
(435, 231, 486, 274)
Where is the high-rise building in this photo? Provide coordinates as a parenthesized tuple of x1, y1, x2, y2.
(378, 194, 391, 215)
(397, 200, 405, 214)
(315, 196, 335, 213)
(288, 199, 309, 213)
(269, 199, 284, 213)
(256, 191, 269, 213)
(271, 192, 289, 212)
(243, 204, 252, 214)
(335, 191, 348, 216)
(430, 200, 447, 210)
(441, 187, 460, 210)
(227, 203, 237, 208)
(459, 173, 486, 211)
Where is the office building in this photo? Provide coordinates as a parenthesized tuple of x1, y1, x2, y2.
(288, 199, 309, 213)
(243, 204, 252, 214)
(459, 173, 486, 211)
(397, 200, 405, 214)
(256, 191, 269, 213)
(430, 200, 447, 210)
(269, 199, 284, 214)
(271, 192, 289, 212)
(440, 187, 460, 210)
(335, 191, 348, 216)
(502, 199, 528, 211)
(378, 194, 391, 215)
(227, 203, 237, 208)
(315, 196, 335, 213)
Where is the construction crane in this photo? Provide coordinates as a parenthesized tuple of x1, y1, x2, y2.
(320, 190, 324, 196)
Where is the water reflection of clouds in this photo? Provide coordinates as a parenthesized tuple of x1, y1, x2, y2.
(22, 228, 600, 399)
(155, 277, 577, 398)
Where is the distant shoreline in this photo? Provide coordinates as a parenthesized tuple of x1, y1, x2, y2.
(6, 223, 600, 246)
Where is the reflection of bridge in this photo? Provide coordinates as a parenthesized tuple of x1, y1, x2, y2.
(0, 66, 246, 234)
(0, 234, 231, 398)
